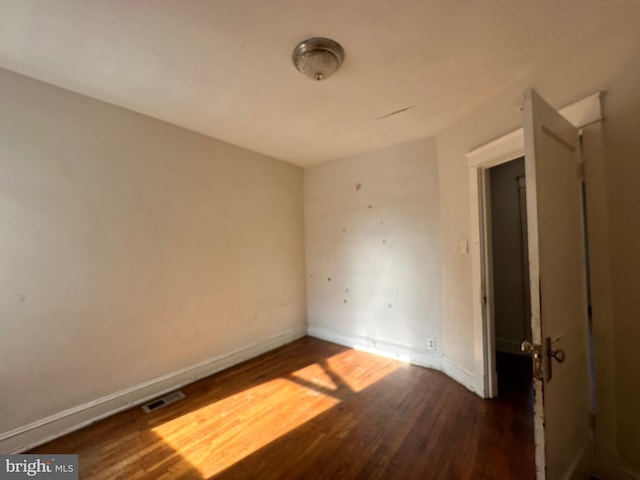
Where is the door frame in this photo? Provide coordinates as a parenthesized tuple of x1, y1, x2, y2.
(465, 92, 602, 399)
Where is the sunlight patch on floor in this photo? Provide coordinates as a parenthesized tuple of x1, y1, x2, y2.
(290, 362, 341, 391)
(152, 351, 401, 478)
(152, 376, 339, 478)
(328, 348, 405, 392)
(290, 349, 404, 394)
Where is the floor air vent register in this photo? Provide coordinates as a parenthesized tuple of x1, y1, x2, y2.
(142, 390, 186, 414)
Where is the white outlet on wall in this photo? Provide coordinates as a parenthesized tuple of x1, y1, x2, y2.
(427, 338, 436, 350)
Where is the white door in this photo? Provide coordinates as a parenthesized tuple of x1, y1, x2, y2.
(522, 88, 590, 480)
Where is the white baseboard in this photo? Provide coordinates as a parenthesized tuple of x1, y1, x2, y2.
(308, 325, 482, 396)
(0, 325, 306, 454)
(442, 356, 478, 393)
(307, 325, 443, 371)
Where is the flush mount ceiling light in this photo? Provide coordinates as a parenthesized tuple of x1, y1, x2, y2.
(292, 37, 344, 81)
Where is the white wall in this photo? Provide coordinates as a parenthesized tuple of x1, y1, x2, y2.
(0, 67, 306, 451)
(435, 5, 640, 477)
(600, 50, 640, 476)
(304, 139, 443, 369)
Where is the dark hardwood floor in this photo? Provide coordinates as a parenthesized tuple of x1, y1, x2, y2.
(30, 337, 534, 479)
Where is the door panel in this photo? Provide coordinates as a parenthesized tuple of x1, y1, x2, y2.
(522, 89, 590, 480)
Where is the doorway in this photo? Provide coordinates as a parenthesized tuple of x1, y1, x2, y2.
(467, 92, 602, 402)
(466, 90, 603, 478)
(487, 157, 532, 396)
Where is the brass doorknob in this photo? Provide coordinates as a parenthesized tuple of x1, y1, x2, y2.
(548, 347, 566, 363)
(520, 340, 543, 380)
(521, 340, 534, 354)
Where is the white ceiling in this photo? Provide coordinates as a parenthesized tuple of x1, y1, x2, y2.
(0, 0, 637, 166)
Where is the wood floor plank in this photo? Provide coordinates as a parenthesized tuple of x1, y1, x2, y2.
(30, 337, 534, 479)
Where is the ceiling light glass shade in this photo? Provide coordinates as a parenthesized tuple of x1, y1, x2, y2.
(292, 38, 344, 81)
